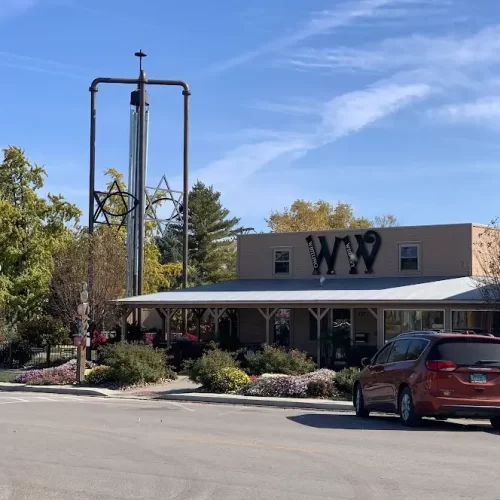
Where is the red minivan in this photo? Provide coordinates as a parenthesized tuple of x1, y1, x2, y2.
(353, 331, 500, 428)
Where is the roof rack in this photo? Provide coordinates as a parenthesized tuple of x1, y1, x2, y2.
(394, 329, 495, 338)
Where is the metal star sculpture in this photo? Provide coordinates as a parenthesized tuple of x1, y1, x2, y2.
(145, 175, 184, 237)
(93, 180, 138, 230)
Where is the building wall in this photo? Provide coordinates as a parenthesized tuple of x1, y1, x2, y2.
(238, 223, 474, 280)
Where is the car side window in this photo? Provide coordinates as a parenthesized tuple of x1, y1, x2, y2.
(406, 339, 429, 361)
(373, 344, 393, 365)
(386, 340, 412, 363)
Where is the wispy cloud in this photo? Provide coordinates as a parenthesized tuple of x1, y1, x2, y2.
(0, 51, 89, 78)
(208, 0, 412, 73)
(191, 78, 431, 201)
(0, 0, 37, 20)
(322, 82, 432, 138)
(286, 25, 500, 72)
(434, 97, 500, 126)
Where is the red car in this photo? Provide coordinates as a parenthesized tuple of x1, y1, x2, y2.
(353, 331, 500, 428)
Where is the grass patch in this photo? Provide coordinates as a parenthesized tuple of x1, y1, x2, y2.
(0, 370, 19, 383)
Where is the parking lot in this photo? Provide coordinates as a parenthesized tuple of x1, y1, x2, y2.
(1, 392, 499, 499)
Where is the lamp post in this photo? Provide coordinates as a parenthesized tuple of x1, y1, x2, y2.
(75, 283, 89, 384)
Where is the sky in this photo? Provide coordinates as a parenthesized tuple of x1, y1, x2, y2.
(1, 0, 500, 231)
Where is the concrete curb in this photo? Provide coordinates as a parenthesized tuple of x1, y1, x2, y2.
(0, 383, 353, 410)
(0, 383, 110, 397)
(152, 393, 354, 411)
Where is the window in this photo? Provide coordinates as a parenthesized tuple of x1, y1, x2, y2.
(406, 339, 429, 361)
(373, 343, 393, 365)
(387, 339, 412, 363)
(452, 310, 491, 334)
(274, 309, 291, 347)
(384, 310, 444, 341)
(273, 248, 291, 275)
(399, 244, 420, 271)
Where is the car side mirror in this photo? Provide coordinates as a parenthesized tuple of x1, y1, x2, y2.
(361, 357, 370, 367)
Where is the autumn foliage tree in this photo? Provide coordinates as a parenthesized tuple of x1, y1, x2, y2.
(266, 199, 398, 232)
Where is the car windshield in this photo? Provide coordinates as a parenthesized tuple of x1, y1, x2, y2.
(432, 339, 500, 366)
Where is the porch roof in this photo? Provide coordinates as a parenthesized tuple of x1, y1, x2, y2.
(115, 276, 489, 308)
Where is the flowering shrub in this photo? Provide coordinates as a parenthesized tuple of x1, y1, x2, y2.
(91, 330, 107, 348)
(211, 367, 250, 394)
(143, 333, 155, 344)
(15, 360, 77, 385)
(245, 345, 315, 376)
(240, 369, 339, 399)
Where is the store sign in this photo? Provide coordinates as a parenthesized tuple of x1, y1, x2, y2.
(306, 230, 382, 275)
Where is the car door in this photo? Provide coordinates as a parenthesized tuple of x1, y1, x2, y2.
(362, 343, 394, 408)
(379, 339, 413, 411)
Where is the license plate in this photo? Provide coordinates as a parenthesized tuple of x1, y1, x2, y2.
(470, 373, 488, 384)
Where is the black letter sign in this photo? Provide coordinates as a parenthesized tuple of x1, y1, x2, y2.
(305, 230, 382, 275)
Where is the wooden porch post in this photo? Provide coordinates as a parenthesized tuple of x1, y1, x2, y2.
(258, 308, 278, 344)
(208, 308, 227, 335)
(350, 308, 355, 345)
(308, 307, 330, 369)
(160, 308, 178, 347)
(121, 308, 130, 343)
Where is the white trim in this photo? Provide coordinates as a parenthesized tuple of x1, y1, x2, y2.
(398, 242, 421, 273)
(382, 308, 446, 343)
(272, 246, 293, 277)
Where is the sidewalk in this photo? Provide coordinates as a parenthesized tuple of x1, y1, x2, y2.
(0, 376, 354, 411)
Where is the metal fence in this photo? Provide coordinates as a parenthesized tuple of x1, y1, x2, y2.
(0, 342, 78, 369)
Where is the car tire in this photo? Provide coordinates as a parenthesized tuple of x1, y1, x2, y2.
(399, 387, 421, 427)
(490, 417, 500, 430)
(354, 384, 370, 418)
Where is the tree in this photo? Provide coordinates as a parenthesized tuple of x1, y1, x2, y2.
(266, 199, 398, 232)
(0, 146, 81, 326)
(374, 214, 399, 227)
(474, 221, 500, 307)
(47, 227, 127, 330)
(163, 181, 240, 285)
(17, 315, 67, 348)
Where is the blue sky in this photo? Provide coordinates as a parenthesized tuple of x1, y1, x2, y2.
(1, 0, 500, 231)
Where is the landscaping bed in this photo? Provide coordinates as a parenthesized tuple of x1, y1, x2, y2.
(186, 344, 359, 401)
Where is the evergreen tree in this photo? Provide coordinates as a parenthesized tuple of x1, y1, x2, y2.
(160, 181, 240, 286)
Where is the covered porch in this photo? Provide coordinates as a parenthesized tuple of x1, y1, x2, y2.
(115, 276, 494, 367)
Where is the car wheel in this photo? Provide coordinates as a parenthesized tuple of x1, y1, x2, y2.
(399, 387, 421, 427)
(354, 384, 370, 418)
(490, 417, 500, 430)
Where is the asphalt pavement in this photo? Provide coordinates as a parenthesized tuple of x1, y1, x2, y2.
(1, 392, 499, 500)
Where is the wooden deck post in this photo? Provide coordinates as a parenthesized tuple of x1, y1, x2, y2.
(258, 307, 278, 344)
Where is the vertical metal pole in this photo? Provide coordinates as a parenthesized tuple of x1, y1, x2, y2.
(88, 89, 97, 235)
(137, 70, 147, 327)
(182, 90, 190, 290)
(181, 90, 191, 333)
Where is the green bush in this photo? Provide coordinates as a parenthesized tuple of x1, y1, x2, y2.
(186, 348, 236, 388)
(211, 367, 250, 393)
(99, 343, 176, 387)
(245, 345, 315, 376)
(334, 367, 360, 396)
(84, 365, 115, 386)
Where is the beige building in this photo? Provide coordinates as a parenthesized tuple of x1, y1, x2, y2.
(117, 223, 499, 365)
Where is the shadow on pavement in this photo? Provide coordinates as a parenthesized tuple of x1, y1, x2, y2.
(287, 413, 499, 434)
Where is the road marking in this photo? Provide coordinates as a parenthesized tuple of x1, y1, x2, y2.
(10, 398, 28, 403)
(167, 402, 195, 412)
(35, 397, 57, 401)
